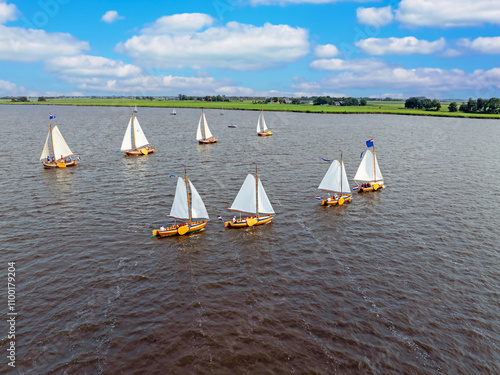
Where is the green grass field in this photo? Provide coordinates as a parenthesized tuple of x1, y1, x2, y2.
(1, 98, 499, 119)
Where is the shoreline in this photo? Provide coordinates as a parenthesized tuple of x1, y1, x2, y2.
(2, 100, 499, 120)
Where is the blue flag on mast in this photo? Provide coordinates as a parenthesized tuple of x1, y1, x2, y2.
(49, 113, 56, 119)
(366, 139, 374, 148)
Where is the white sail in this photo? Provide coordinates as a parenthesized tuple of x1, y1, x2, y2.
(257, 177, 275, 214)
(196, 114, 203, 140)
(40, 130, 50, 160)
(318, 160, 351, 194)
(189, 180, 209, 219)
(256, 111, 268, 133)
(171, 108, 176, 114)
(354, 149, 383, 182)
(52, 126, 73, 160)
(202, 112, 213, 139)
(133, 116, 149, 149)
(169, 177, 189, 220)
(229, 174, 275, 215)
(120, 118, 132, 151)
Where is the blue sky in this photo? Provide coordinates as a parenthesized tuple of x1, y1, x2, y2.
(1, 0, 500, 99)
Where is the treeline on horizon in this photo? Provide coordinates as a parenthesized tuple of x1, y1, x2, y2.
(406, 96, 500, 114)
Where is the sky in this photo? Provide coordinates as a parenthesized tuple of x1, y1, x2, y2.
(1, 0, 500, 99)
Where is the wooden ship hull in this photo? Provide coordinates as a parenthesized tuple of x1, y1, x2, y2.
(198, 138, 218, 144)
(224, 215, 273, 228)
(152, 221, 206, 237)
(258, 131, 273, 136)
(357, 182, 384, 193)
(42, 160, 77, 169)
(125, 147, 155, 156)
(320, 194, 352, 206)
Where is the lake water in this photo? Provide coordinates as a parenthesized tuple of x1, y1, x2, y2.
(2, 104, 499, 374)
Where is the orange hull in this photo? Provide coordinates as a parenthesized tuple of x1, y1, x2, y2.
(358, 182, 384, 193)
(125, 147, 155, 156)
(224, 215, 273, 228)
(320, 194, 352, 206)
(258, 131, 273, 136)
(42, 160, 77, 169)
(198, 138, 218, 144)
(152, 221, 206, 237)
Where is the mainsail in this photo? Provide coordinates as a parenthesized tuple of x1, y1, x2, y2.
(133, 117, 149, 149)
(318, 160, 351, 194)
(196, 111, 213, 140)
(52, 126, 73, 159)
(354, 149, 383, 182)
(229, 174, 275, 215)
(256, 110, 268, 133)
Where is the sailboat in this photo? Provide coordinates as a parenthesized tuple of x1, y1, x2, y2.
(170, 108, 176, 115)
(220, 104, 224, 115)
(40, 114, 77, 168)
(224, 164, 275, 228)
(120, 107, 155, 155)
(256, 108, 273, 136)
(152, 168, 209, 237)
(196, 110, 218, 144)
(354, 139, 384, 192)
(318, 152, 352, 206)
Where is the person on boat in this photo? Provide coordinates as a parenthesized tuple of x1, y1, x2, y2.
(232, 216, 236, 223)
(160, 226, 165, 231)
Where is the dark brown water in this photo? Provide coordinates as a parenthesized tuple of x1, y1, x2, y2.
(2, 105, 500, 374)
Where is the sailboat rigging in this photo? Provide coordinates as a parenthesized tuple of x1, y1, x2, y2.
(40, 114, 78, 169)
(196, 110, 218, 144)
(152, 167, 209, 237)
(120, 107, 155, 155)
(354, 139, 384, 192)
(318, 151, 352, 206)
(224, 164, 275, 228)
(256, 108, 273, 136)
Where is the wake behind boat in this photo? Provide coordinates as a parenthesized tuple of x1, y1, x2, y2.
(318, 151, 352, 206)
(152, 168, 209, 237)
(120, 107, 155, 156)
(40, 114, 78, 168)
(354, 139, 384, 192)
(225, 164, 275, 228)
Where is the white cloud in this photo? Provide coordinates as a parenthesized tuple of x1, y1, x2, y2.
(457, 37, 500, 54)
(357, 6, 393, 27)
(101, 10, 124, 24)
(0, 1, 17, 24)
(310, 57, 391, 71)
(45, 55, 142, 79)
(355, 37, 446, 55)
(0, 25, 90, 62)
(395, 0, 500, 27)
(296, 59, 500, 96)
(116, 18, 309, 71)
(141, 13, 214, 34)
(0, 79, 24, 95)
(314, 44, 341, 58)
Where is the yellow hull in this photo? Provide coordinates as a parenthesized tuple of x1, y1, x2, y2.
(358, 182, 384, 193)
(198, 138, 218, 144)
(258, 131, 273, 136)
(152, 221, 206, 237)
(224, 215, 273, 228)
(321, 194, 352, 206)
(125, 147, 155, 156)
(42, 160, 77, 169)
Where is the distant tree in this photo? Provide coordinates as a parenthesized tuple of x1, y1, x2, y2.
(476, 97, 484, 112)
(467, 97, 477, 112)
(313, 97, 328, 105)
(405, 97, 423, 109)
(459, 103, 467, 112)
(448, 102, 458, 112)
(360, 99, 367, 106)
(487, 97, 500, 113)
(343, 97, 359, 106)
(17, 96, 28, 102)
(291, 98, 301, 104)
(431, 99, 441, 111)
(38, 96, 47, 102)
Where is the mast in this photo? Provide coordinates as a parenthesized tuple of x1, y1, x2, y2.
(132, 111, 137, 149)
(255, 163, 259, 217)
(184, 166, 192, 224)
(373, 142, 376, 182)
(49, 119, 54, 160)
(340, 151, 343, 196)
(202, 110, 206, 140)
